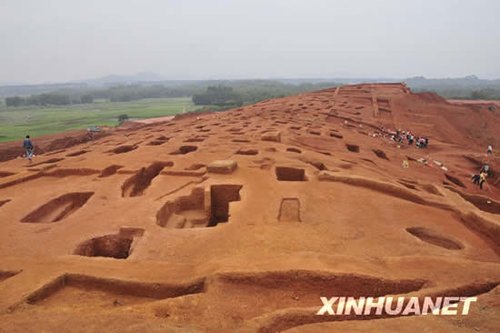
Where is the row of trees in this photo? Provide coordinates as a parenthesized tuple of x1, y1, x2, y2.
(5, 93, 93, 107)
(89, 84, 197, 102)
(4, 85, 197, 107)
(415, 88, 500, 100)
(467, 89, 500, 100)
(192, 82, 339, 108)
(192, 86, 243, 106)
(3, 81, 339, 108)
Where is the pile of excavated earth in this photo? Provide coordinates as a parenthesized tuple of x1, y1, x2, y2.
(0, 83, 499, 332)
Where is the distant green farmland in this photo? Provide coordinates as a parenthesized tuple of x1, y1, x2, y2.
(0, 97, 195, 142)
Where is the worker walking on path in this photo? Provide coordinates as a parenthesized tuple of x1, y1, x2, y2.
(23, 135, 34, 162)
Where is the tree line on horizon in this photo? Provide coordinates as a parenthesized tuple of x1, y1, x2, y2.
(3, 79, 500, 108)
(191, 82, 337, 108)
(2, 81, 339, 109)
(3, 84, 194, 107)
(412, 88, 500, 100)
(5, 93, 94, 107)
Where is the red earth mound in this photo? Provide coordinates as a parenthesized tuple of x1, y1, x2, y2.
(0, 83, 499, 333)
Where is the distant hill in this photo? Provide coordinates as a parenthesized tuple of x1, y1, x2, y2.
(80, 71, 166, 86)
(404, 75, 500, 90)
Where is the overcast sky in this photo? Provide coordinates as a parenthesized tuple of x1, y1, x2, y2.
(1, 0, 499, 84)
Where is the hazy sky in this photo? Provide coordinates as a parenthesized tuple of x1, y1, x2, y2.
(1, 0, 500, 83)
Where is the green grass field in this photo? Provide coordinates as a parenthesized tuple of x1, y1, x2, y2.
(0, 97, 195, 142)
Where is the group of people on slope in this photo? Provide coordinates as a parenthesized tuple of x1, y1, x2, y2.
(389, 129, 429, 149)
(470, 145, 494, 190)
(17, 133, 497, 192)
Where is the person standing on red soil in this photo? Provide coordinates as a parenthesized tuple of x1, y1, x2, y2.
(480, 164, 490, 176)
(487, 145, 493, 155)
(479, 172, 488, 190)
(407, 133, 414, 145)
(471, 173, 481, 185)
(22, 135, 34, 162)
(472, 172, 488, 190)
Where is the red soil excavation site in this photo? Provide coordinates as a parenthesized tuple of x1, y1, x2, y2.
(0, 83, 499, 332)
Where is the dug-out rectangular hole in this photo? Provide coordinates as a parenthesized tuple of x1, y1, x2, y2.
(21, 192, 94, 223)
(346, 144, 360, 153)
(74, 234, 134, 259)
(275, 167, 307, 181)
(25, 274, 206, 307)
(209, 185, 243, 226)
(170, 145, 198, 155)
(122, 162, 172, 197)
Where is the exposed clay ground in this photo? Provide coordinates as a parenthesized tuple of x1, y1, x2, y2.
(0, 83, 499, 333)
(448, 99, 500, 108)
(130, 115, 176, 124)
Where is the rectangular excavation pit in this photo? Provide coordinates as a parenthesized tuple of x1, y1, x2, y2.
(147, 139, 168, 146)
(0, 171, 15, 178)
(30, 158, 64, 167)
(99, 165, 123, 178)
(25, 274, 206, 309)
(278, 198, 301, 222)
(184, 137, 205, 143)
(170, 145, 198, 155)
(372, 149, 389, 160)
(0, 270, 21, 283)
(73, 228, 144, 259)
(346, 144, 360, 153)
(122, 162, 172, 197)
(109, 145, 138, 154)
(275, 167, 307, 181)
(119, 227, 146, 238)
(286, 147, 302, 154)
(156, 185, 243, 228)
(446, 186, 500, 215)
(444, 174, 466, 188)
(66, 150, 88, 157)
(211, 271, 426, 320)
(406, 227, 464, 250)
(74, 234, 134, 259)
(156, 187, 208, 228)
(236, 149, 259, 156)
(21, 192, 94, 223)
(0, 199, 11, 208)
(209, 185, 243, 226)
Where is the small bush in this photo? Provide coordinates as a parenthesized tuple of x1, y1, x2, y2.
(118, 114, 129, 124)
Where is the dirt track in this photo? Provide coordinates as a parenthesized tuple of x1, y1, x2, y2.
(0, 83, 499, 332)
